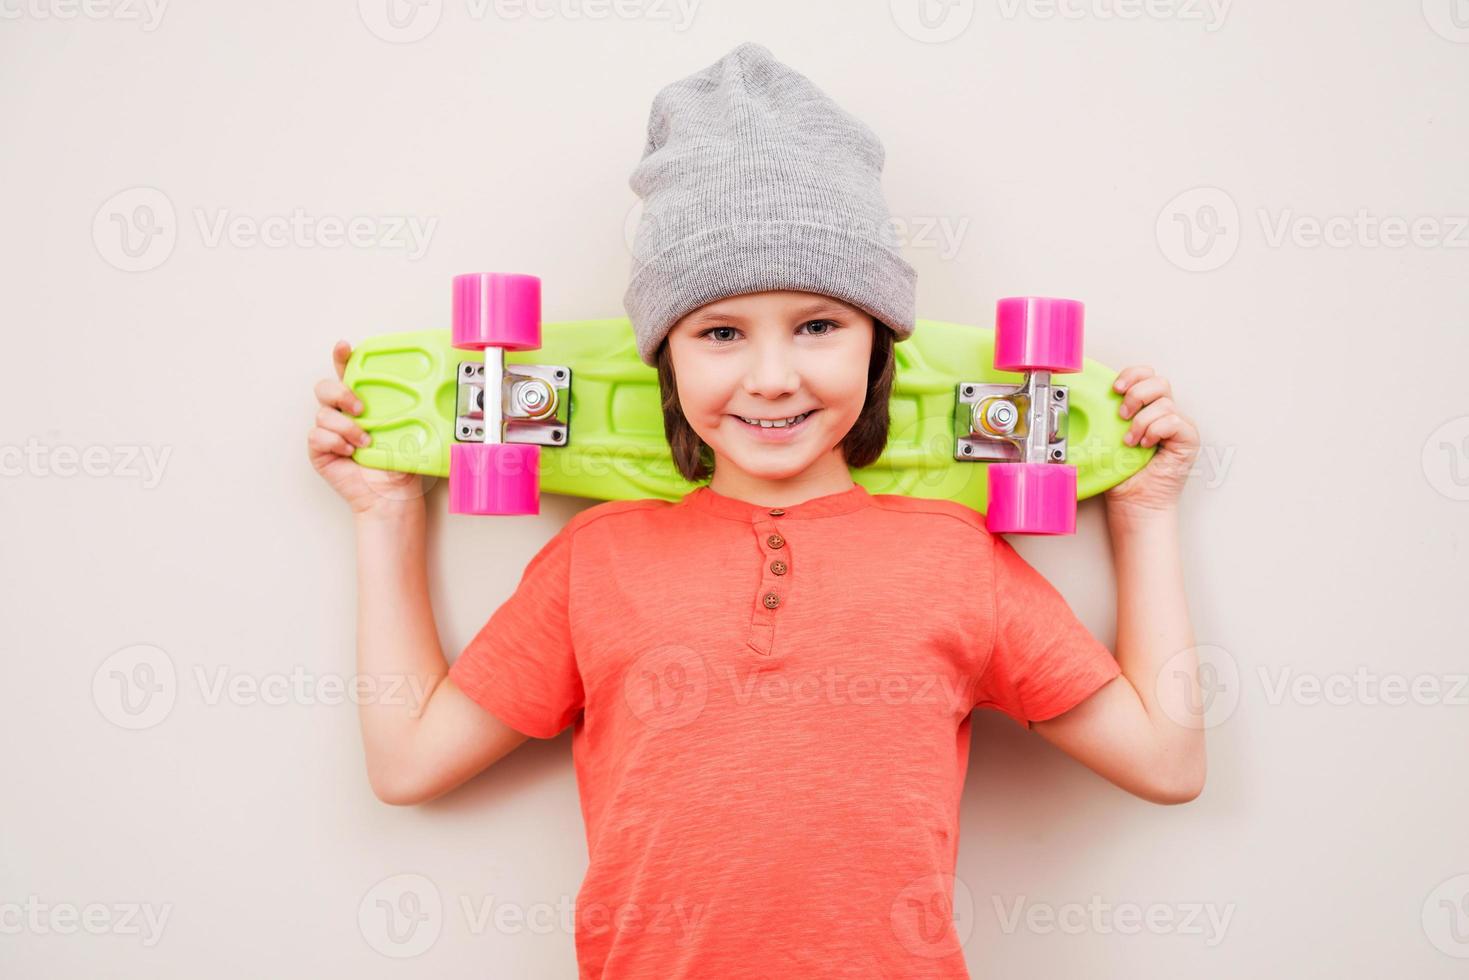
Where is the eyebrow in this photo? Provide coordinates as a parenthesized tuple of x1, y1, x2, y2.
(683, 300, 859, 327)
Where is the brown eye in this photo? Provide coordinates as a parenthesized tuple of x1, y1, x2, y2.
(802, 319, 839, 336)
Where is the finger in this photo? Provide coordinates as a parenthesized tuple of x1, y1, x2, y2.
(1124, 398, 1175, 445)
(316, 405, 372, 447)
(315, 378, 363, 415)
(308, 426, 356, 458)
(332, 340, 352, 382)
(1112, 365, 1155, 395)
(1119, 376, 1173, 419)
(1137, 413, 1188, 450)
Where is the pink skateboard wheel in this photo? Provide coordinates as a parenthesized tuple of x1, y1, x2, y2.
(449, 443, 541, 515)
(994, 297, 1084, 374)
(986, 463, 1077, 535)
(451, 273, 542, 351)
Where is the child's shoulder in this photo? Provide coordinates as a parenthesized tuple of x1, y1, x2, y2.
(560, 493, 996, 547)
(562, 496, 673, 536)
(866, 492, 995, 542)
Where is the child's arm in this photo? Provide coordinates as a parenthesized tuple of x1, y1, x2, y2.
(1030, 366, 1207, 805)
(309, 341, 530, 805)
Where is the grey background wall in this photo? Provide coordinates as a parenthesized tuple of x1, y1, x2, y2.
(3, 1, 1466, 976)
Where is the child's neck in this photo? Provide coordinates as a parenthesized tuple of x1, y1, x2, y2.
(707, 455, 856, 509)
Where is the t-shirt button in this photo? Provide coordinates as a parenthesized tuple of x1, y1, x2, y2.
(768, 508, 785, 516)
(770, 560, 787, 575)
(762, 592, 781, 609)
(766, 534, 785, 549)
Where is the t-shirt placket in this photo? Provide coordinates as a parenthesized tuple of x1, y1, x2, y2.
(746, 508, 790, 664)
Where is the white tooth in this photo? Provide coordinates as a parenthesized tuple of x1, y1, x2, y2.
(742, 411, 808, 428)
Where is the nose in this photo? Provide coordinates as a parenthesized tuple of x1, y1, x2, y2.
(740, 336, 801, 400)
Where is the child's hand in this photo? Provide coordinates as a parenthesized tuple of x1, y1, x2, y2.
(1102, 365, 1200, 518)
(307, 340, 423, 516)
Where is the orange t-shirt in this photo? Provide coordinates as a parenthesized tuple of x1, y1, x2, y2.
(449, 481, 1121, 978)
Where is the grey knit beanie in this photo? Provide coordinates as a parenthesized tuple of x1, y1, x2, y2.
(623, 41, 917, 367)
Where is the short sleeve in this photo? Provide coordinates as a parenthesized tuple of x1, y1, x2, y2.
(448, 524, 583, 739)
(973, 535, 1121, 731)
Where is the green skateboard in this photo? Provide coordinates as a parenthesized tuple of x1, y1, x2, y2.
(343, 273, 1154, 533)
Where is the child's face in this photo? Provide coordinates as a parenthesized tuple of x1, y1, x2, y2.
(666, 290, 874, 485)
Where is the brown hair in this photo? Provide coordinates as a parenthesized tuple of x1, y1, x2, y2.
(654, 319, 897, 484)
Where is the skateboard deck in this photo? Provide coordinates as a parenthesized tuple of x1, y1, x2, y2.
(343, 317, 1154, 513)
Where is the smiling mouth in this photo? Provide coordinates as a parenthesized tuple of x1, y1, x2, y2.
(734, 410, 817, 429)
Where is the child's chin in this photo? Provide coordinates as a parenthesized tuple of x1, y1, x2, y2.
(721, 447, 817, 480)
